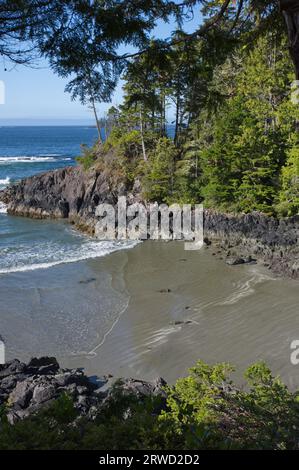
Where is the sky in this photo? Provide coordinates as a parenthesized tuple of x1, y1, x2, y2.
(0, 8, 201, 126)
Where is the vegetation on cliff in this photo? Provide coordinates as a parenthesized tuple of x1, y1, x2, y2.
(1, 2, 299, 216)
(78, 31, 299, 216)
(1, 360, 299, 450)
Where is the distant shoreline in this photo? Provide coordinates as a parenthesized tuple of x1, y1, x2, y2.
(0, 124, 97, 127)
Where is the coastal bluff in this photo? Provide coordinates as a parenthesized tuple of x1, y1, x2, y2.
(0, 166, 143, 234)
(0, 165, 298, 279)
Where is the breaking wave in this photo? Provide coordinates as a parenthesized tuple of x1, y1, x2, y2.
(0, 202, 7, 214)
(0, 156, 72, 164)
(0, 177, 10, 186)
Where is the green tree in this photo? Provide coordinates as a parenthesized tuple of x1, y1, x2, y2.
(190, 34, 298, 214)
(142, 137, 178, 202)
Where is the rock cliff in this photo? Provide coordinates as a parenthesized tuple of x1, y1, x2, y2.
(0, 165, 298, 278)
(204, 211, 299, 279)
(0, 166, 142, 234)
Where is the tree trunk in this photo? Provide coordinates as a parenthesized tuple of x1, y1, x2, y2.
(174, 92, 180, 146)
(91, 98, 102, 144)
(280, 0, 299, 79)
(139, 109, 147, 161)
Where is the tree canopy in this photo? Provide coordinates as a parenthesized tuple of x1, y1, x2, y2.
(1, 1, 298, 92)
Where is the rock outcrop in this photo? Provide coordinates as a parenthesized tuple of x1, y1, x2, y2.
(0, 357, 167, 424)
(0, 165, 298, 278)
(204, 211, 299, 279)
(0, 166, 142, 234)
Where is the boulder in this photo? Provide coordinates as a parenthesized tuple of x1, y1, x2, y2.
(0, 356, 168, 424)
(32, 384, 57, 404)
(26, 356, 59, 375)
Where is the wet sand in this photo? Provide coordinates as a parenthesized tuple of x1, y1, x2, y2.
(1, 241, 299, 388)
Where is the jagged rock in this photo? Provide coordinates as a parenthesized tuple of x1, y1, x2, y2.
(116, 377, 167, 399)
(0, 359, 26, 378)
(0, 375, 18, 392)
(32, 384, 57, 404)
(226, 256, 257, 266)
(0, 166, 142, 235)
(1, 166, 298, 278)
(226, 257, 245, 266)
(9, 380, 34, 409)
(0, 357, 168, 424)
(204, 211, 299, 278)
(26, 356, 59, 375)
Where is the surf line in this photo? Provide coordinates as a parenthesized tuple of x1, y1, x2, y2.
(87, 297, 131, 356)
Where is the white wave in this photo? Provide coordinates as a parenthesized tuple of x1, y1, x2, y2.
(0, 177, 10, 185)
(0, 156, 72, 164)
(216, 269, 275, 306)
(0, 202, 7, 214)
(0, 240, 139, 275)
(39, 154, 62, 157)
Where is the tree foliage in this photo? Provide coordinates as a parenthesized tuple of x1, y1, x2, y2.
(1, 361, 299, 450)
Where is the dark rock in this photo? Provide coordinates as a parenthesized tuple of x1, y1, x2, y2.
(115, 377, 167, 399)
(0, 356, 168, 425)
(77, 386, 89, 395)
(0, 375, 18, 391)
(204, 210, 299, 279)
(1, 165, 298, 279)
(8, 380, 34, 408)
(32, 384, 57, 404)
(79, 277, 97, 284)
(0, 359, 26, 378)
(26, 357, 59, 375)
(170, 320, 193, 326)
(203, 237, 212, 246)
(226, 255, 257, 266)
(226, 257, 245, 266)
(243, 256, 257, 264)
(0, 166, 142, 235)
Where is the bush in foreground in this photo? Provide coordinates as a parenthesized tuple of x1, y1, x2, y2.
(1, 361, 299, 450)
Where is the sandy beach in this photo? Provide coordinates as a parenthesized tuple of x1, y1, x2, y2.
(1, 240, 298, 387)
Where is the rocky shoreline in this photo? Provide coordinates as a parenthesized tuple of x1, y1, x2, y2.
(0, 357, 166, 424)
(0, 165, 298, 279)
(204, 211, 299, 279)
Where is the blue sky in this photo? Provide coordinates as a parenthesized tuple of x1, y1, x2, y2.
(0, 9, 201, 125)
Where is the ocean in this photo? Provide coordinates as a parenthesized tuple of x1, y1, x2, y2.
(0, 126, 298, 388)
(0, 125, 98, 186)
(0, 126, 136, 274)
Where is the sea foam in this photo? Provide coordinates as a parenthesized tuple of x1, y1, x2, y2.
(0, 239, 139, 274)
(0, 156, 71, 164)
(0, 177, 10, 185)
(0, 202, 7, 214)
